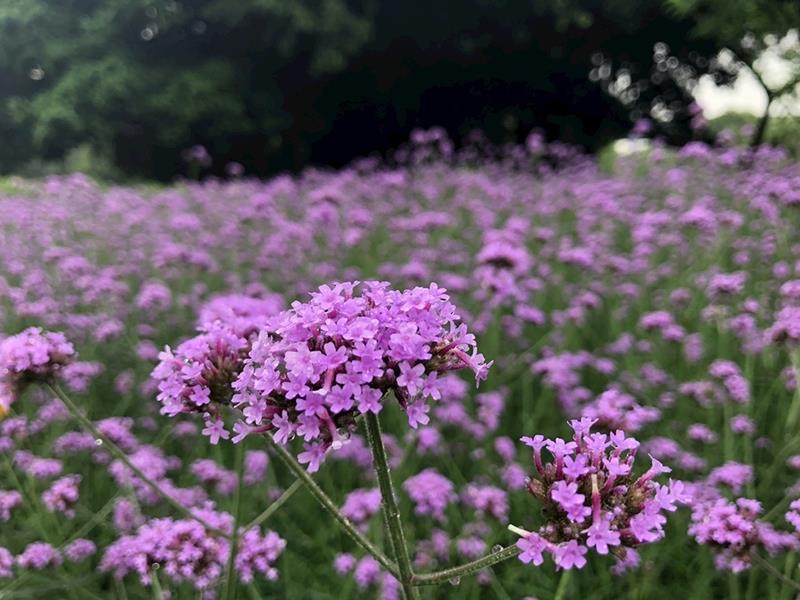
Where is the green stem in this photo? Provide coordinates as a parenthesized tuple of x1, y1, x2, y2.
(364, 412, 419, 600)
(244, 479, 303, 531)
(779, 551, 798, 600)
(47, 383, 231, 539)
(723, 399, 734, 462)
(554, 568, 573, 600)
(151, 568, 165, 600)
(222, 441, 246, 600)
(728, 572, 741, 600)
(785, 351, 800, 432)
(410, 545, 521, 586)
(262, 433, 399, 578)
(753, 554, 800, 595)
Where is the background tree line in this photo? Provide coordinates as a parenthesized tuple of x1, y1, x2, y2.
(0, 0, 797, 180)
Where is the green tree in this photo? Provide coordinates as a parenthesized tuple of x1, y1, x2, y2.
(666, 0, 800, 146)
(0, 0, 375, 176)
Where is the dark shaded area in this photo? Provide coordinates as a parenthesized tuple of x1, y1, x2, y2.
(0, 0, 733, 180)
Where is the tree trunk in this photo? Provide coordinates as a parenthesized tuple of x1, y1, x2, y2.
(750, 97, 772, 148)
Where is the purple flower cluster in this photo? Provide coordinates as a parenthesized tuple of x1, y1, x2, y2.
(766, 306, 800, 345)
(42, 474, 81, 518)
(0, 490, 22, 522)
(514, 418, 686, 570)
(16, 542, 62, 570)
(0, 547, 11, 578)
(198, 293, 284, 337)
(101, 507, 285, 590)
(688, 498, 799, 572)
(581, 388, 660, 433)
(234, 528, 287, 583)
(190, 459, 238, 496)
(152, 322, 250, 441)
(230, 281, 491, 471)
(341, 488, 382, 525)
(402, 468, 457, 522)
(64, 538, 97, 562)
(0, 327, 75, 415)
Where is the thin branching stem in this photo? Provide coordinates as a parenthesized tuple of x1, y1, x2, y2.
(410, 545, 521, 586)
(244, 479, 303, 531)
(262, 433, 400, 578)
(48, 383, 231, 539)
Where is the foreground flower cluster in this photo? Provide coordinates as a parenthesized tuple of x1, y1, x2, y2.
(154, 281, 491, 472)
(513, 419, 686, 571)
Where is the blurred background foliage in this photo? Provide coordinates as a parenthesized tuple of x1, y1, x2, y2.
(0, 0, 797, 180)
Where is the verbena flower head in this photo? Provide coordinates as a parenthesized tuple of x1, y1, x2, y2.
(689, 497, 799, 572)
(766, 306, 800, 346)
(0, 490, 22, 522)
(100, 507, 285, 591)
(402, 469, 457, 522)
(42, 474, 81, 518)
(0, 547, 11, 578)
(63, 538, 97, 562)
(197, 293, 284, 338)
(231, 281, 491, 471)
(16, 542, 62, 570)
(514, 418, 686, 570)
(0, 328, 75, 416)
(152, 322, 250, 438)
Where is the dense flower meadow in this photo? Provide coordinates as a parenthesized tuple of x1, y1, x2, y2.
(1, 132, 800, 598)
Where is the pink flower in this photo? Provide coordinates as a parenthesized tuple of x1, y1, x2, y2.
(552, 540, 587, 570)
(517, 534, 548, 566)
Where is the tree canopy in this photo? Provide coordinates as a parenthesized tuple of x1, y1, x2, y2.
(0, 0, 787, 179)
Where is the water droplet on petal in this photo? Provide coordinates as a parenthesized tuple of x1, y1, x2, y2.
(94, 439, 103, 446)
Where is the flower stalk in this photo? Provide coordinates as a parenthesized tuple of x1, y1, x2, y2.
(410, 544, 521, 586)
(47, 383, 231, 539)
(262, 433, 400, 578)
(222, 440, 245, 600)
(244, 479, 303, 531)
(364, 412, 419, 599)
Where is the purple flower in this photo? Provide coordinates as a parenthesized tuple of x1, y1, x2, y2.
(16, 542, 62, 570)
(403, 469, 456, 522)
(63, 539, 97, 562)
(243, 450, 269, 485)
(550, 481, 584, 513)
(42, 474, 81, 518)
(0, 547, 12, 578)
(202, 415, 230, 444)
(334, 553, 357, 574)
(517, 533, 548, 566)
(0, 328, 75, 414)
(512, 419, 681, 571)
(101, 507, 284, 589)
(297, 442, 326, 473)
(0, 490, 22, 522)
(225, 281, 489, 470)
(585, 518, 621, 555)
(552, 540, 587, 570)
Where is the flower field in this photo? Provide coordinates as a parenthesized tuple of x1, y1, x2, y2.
(2, 134, 800, 599)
